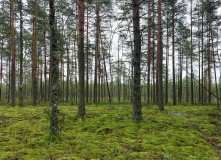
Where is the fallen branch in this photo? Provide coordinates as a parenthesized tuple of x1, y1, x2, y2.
(0, 112, 44, 125)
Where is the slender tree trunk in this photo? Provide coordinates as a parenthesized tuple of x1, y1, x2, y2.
(44, 18, 47, 103)
(0, 40, 2, 101)
(147, 0, 151, 104)
(207, 20, 211, 104)
(198, 8, 201, 104)
(78, 0, 85, 116)
(61, 18, 65, 103)
(186, 56, 189, 103)
(40, 54, 43, 102)
(165, 12, 169, 104)
(201, 4, 204, 105)
(157, 0, 164, 111)
(132, 0, 142, 120)
(59, 17, 64, 101)
(33, 0, 38, 106)
(86, 7, 89, 103)
(180, 44, 183, 103)
(24, 51, 27, 99)
(118, 42, 120, 103)
(49, 0, 59, 136)
(179, 44, 183, 103)
(66, 34, 70, 103)
(99, 25, 111, 103)
(94, 3, 99, 104)
(75, 45, 78, 104)
(211, 28, 219, 107)
(8, 56, 10, 104)
(152, 0, 156, 104)
(70, 42, 74, 105)
(190, 0, 194, 104)
(11, 0, 15, 107)
(109, 51, 114, 99)
(98, 44, 101, 103)
(19, 0, 23, 107)
(172, 4, 176, 105)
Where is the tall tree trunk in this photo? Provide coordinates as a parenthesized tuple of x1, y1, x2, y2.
(179, 44, 183, 103)
(0, 40, 2, 101)
(118, 42, 120, 103)
(86, 6, 89, 103)
(19, 0, 23, 107)
(157, 0, 164, 111)
(49, 0, 59, 136)
(198, 7, 201, 104)
(8, 56, 10, 104)
(190, 0, 194, 104)
(66, 35, 70, 103)
(59, 17, 64, 102)
(165, 11, 169, 104)
(98, 44, 101, 103)
(78, 0, 85, 116)
(180, 44, 183, 103)
(99, 25, 111, 103)
(44, 18, 47, 103)
(132, 0, 142, 120)
(40, 54, 43, 101)
(94, 3, 99, 104)
(201, 3, 204, 105)
(172, 4, 176, 105)
(75, 45, 78, 104)
(152, 0, 155, 104)
(61, 18, 65, 103)
(207, 20, 211, 104)
(211, 28, 219, 107)
(186, 56, 189, 103)
(147, 0, 151, 104)
(11, 0, 15, 107)
(33, 0, 38, 106)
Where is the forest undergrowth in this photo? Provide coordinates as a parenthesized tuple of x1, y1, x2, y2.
(0, 103, 220, 159)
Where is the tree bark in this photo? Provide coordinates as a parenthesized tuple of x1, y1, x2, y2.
(165, 10, 169, 104)
(207, 20, 211, 104)
(147, 0, 151, 104)
(0, 40, 2, 101)
(211, 28, 219, 107)
(201, 3, 204, 105)
(78, 0, 85, 116)
(99, 25, 111, 103)
(33, 0, 38, 106)
(94, 3, 99, 104)
(44, 18, 47, 103)
(49, 0, 59, 136)
(11, 0, 15, 107)
(190, 0, 194, 104)
(157, 0, 164, 111)
(86, 6, 89, 103)
(172, 3, 176, 105)
(132, 0, 142, 120)
(66, 34, 70, 103)
(19, 0, 23, 107)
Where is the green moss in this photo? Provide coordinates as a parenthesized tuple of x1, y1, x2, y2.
(0, 105, 220, 159)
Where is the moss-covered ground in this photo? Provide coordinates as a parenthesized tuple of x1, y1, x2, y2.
(0, 104, 220, 159)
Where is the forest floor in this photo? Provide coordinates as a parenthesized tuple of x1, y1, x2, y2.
(0, 103, 221, 159)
